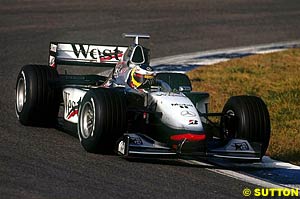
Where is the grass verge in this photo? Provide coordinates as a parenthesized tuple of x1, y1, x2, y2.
(187, 48, 300, 165)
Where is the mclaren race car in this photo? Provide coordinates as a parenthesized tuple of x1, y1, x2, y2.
(15, 34, 270, 161)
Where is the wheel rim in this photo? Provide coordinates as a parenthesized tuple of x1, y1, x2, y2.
(16, 73, 26, 113)
(80, 100, 95, 139)
(222, 109, 237, 139)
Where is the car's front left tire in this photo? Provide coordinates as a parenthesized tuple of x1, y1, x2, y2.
(77, 88, 127, 153)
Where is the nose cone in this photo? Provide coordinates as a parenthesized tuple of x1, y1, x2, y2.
(151, 92, 204, 132)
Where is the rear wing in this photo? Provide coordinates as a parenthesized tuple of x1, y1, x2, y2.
(49, 42, 128, 68)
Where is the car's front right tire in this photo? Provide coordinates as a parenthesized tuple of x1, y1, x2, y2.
(221, 95, 271, 158)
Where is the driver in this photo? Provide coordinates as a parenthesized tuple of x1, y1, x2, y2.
(127, 64, 155, 89)
(103, 43, 166, 91)
(103, 61, 155, 90)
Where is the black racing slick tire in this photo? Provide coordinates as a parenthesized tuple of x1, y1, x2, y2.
(221, 95, 271, 158)
(77, 88, 127, 153)
(15, 65, 60, 126)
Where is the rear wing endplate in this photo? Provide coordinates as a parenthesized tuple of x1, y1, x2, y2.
(49, 42, 128, 68)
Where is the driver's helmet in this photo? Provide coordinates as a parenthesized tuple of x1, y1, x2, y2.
(128, 64, 154, 89)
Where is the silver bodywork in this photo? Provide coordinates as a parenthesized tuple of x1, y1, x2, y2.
(149, 92, 204, 131)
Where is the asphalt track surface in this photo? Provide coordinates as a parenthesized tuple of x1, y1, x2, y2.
(1, 1, 300, 198)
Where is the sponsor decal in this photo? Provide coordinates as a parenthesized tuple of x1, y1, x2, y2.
(66, 98, 81, 119)
(181, 110, 196, 117)
(67, 109, 78, 119)
(231, 142, 249, 151)
(171, 103, 193, 109)
(130, 137, 143, 145)
(71, 44, 123, 62)
(63, 91, 81, 119)
(155, 93, 183, 97)
(188, 120, 198, 125)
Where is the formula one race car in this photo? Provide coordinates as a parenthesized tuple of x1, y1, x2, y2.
(15, 34, 270, 161)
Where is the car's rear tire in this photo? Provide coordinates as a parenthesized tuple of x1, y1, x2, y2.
(15, 65, 60, 126)
(221, 95, 270, 158)
(78, 88, 127, 153)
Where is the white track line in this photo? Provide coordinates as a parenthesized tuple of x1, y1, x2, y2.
(179, 159, 284, 188)
(152, 40, 300, 73)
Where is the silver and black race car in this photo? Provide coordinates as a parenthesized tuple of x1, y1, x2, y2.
(15, 34, 270, 161)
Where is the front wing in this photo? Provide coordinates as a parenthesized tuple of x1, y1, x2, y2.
(116, 133, 262, 161)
